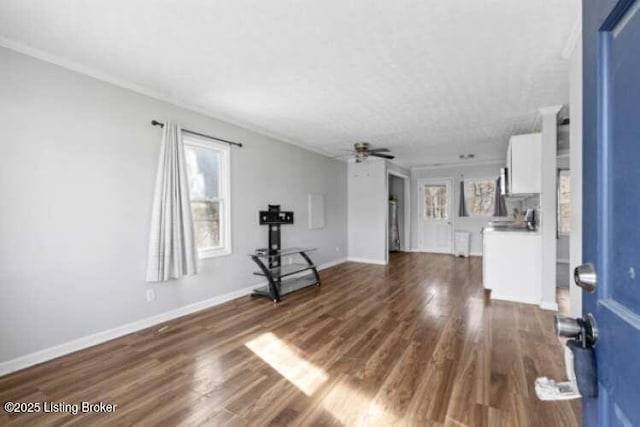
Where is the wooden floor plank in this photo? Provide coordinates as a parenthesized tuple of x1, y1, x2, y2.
(0, 253, 579, 426)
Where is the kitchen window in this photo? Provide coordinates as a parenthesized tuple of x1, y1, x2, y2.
(184, 135, 231, 258)
(464, 178, 496, 216)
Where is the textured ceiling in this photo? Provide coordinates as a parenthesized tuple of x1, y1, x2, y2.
(0, 0, 579, 167)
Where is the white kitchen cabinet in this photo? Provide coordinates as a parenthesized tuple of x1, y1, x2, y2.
(483, 230, 542, 305)
(506, 133, 541, 194)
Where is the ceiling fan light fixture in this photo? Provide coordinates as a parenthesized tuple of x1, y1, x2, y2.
(354, 142, 370, 152)
(349, 142, 393, 162)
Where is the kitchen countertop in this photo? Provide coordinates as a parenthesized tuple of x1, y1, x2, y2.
(481, 226, 540, 236)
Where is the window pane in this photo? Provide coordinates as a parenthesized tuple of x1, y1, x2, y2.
(423, 185, 448, 219)
(465, 179, 496, 216)
(558, 172, 571, 233)
(192, 199, 220, 248)
(184, 143, 223, 251)
(185, 145, 220, 199)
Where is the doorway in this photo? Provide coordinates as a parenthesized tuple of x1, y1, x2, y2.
(388, 174, 404, 252)
(418, 177, 453, 254)
(386, 171, 410, 263)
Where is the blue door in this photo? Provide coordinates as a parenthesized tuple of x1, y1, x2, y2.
(583, 0, 640, 425)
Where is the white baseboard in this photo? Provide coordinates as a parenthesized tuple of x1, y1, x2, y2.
(346, 257, 387, 265)
(490, 292, 541, 306)
(0, 284, 252, 377)
(453, 252, 483, 258)
(539, 301, 559, 311)
(319, 257, 348, 269)
(0, 258, 347, 377)
(411, 249, 453, 255)
(405, 249, 482, 257)
(490, 292, 560, 312)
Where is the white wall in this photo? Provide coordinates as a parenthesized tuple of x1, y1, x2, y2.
(347, 159, 387, 263)
(569, 35, 583, 317)
(410, 162, 504, 255)
(539, 106, 562, 311)
(0, 47, 348, 365)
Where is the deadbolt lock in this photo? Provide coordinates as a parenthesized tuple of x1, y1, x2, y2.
(574, 263, 597, 292)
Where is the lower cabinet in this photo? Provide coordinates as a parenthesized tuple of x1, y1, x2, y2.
(483, 231, 542, 305)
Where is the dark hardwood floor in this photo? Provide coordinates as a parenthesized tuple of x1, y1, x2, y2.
(0, 253, 580, 426)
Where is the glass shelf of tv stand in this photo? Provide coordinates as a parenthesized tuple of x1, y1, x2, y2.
(253, 263, 317, 278)
(249, 247, 316, 259)
(251, 274, 320, 299)
(249, 247, 320, 302)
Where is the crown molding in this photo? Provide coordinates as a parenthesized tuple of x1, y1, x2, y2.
(341, 156, 410, 172)
(0, 36, 339, 160)
(410, 158, 504, 171)
(386, 159, 411, 171)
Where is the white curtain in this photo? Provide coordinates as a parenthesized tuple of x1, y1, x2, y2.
(146, 121, 198, 282)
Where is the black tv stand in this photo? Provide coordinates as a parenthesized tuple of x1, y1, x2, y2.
(250, 205, 320, 302)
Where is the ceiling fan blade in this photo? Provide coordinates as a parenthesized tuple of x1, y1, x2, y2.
(369, 153, 395, 159)
(368, 148, 390, 153)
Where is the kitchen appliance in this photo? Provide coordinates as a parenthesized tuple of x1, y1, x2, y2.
(389, 199, 400, 251)
(500, 167, 509, 196)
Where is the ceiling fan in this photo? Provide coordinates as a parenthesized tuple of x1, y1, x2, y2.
(343, 142, 395, 163)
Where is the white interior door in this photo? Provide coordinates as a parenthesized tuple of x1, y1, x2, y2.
(418, 178, 453, 253)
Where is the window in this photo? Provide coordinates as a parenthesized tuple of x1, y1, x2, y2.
(423, 185, 449, 219)
(464, 178, 496, 216)
(184, 135, 231, 258)
(558, 170, 571, 234)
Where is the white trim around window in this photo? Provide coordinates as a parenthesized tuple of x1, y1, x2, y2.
(183, 134, 232, 259)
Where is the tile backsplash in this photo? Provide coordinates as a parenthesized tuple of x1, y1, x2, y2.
(505, 194, 540, 223)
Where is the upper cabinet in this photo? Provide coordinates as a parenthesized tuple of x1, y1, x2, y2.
(506, 133, 541, 194)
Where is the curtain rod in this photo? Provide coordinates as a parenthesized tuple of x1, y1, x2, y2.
(151, 120, 243, 147)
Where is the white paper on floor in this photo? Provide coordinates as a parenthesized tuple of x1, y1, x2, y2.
(535, 377, 581, 400)
(534, 347, 582, 401)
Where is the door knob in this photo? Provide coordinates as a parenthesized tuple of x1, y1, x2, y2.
(543, 314, 599, 400)
(574, 263, 597, 292)
(555, 315, 582, 337)
(554, 313, 598, 347)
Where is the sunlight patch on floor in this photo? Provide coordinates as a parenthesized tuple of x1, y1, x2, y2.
(245, 332, 328, 396)
(246, 332, 401, 424)
(464, 298, 484, 336)
(321, 377, 401, 426)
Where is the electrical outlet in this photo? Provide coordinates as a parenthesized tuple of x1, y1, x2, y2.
(336, 246, 341, 253)
(146, 288, 156, 302)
